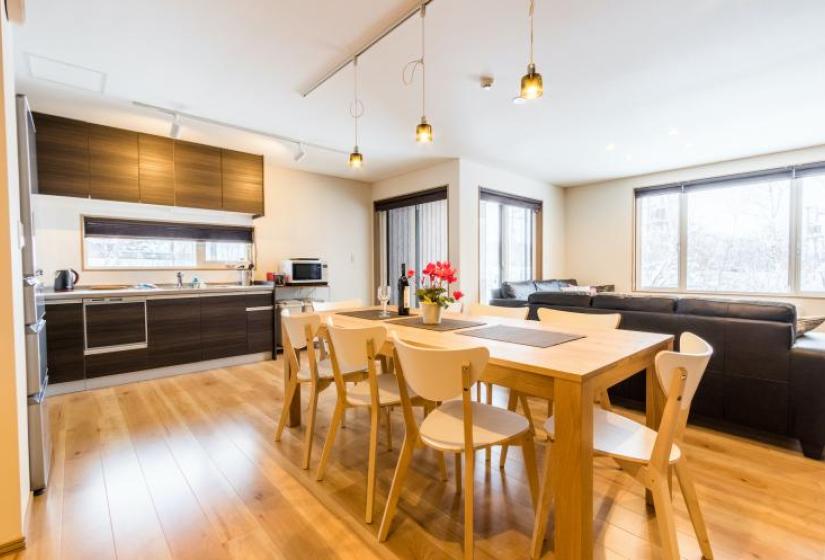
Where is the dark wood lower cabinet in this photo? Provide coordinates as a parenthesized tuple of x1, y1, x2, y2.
(46, 292, 275, 384)
(200, 295, 249, 360)
(85, 349, 147, 378)
(147, 297, 201, 368)
(45, 303, 85, 384)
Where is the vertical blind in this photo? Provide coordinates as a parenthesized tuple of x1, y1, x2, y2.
(375, 187, 448, 306)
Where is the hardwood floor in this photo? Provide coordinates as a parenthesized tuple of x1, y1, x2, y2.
(6, 359, 825, 559)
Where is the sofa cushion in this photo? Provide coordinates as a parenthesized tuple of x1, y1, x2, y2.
(535, 278, 577, 292)
(528, 292, 592, 308)
(501, 280, 536, 300)
(593, 293, 677, 313)
(676, 298, 796, 324)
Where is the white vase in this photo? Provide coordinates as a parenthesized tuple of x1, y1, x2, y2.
(421, 302, 443, 325)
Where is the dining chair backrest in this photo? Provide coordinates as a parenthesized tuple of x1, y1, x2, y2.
(326, 322, 387, 375)
(281, 311, 321, 350)
(445, 301, 463, 313)
(391, 333, 489, 402)
(536, 308, 621, 330)
(312, 299, 364, 312)
(656, 332, 712, 411)
(467, 302, 528, 320)
(649, 332, 712, 469)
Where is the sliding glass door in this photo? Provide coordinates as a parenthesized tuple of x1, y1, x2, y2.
(375, 188, 448, 307)
(479, 189, 541, 303)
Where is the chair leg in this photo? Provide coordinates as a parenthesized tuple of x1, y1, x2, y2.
(463, 449, 475, 560)
(651, 476, 680, 560)
(499, 390, 518, 469)
(378, 434, 416, 542)
(302, 385, 319, 469)
(675, 459, 713, 559)
(530, 441, 555, 560)
(454, 452, 462, 494)
(437, 451, 448, 481)
(384, 407, 393, 451)
(521, 434, 540, 512)
(366, 404, 380, 524)
(275, 379, 298, 442)
(485, 383, 494, 464)
(546, 398, 553, 418)
(476, 382, 481, 402)
(315, 399, 345, 481)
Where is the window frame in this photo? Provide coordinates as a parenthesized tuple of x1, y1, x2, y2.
(632, 164, 825, 298)
(81, 215, 255, 271)
(478, 188, 542, 304)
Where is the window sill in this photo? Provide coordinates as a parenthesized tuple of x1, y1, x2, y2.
(632, 288, 825, 301)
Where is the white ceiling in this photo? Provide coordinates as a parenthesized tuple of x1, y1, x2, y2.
(12, 0, 825, 185)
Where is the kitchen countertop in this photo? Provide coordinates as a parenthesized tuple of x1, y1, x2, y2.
(43, 283, 274, 301)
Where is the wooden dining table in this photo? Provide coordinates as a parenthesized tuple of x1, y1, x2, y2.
(280, 308, 674, 559)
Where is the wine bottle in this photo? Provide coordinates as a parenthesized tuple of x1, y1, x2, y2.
(398, 263, 410, 316)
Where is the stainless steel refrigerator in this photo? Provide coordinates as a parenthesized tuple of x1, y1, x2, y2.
(17, 94, 50, 493)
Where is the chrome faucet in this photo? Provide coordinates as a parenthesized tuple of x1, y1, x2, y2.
(176, 272, 184, 288)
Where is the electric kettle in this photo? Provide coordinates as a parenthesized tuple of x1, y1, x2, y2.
(54, 269, 79, 291)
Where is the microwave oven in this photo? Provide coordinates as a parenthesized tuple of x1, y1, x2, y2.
(279, 258, 328, 284)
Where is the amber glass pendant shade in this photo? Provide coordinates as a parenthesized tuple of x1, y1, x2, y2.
(415, 118, 433, 143)
(348, 148, 363, 168)
(520, 63, 543, 100)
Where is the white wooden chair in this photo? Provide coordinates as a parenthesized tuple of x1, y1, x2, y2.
(530, 332, 714, 560)
(275, 311, 336, 470)
(312, 298, 364, 312)
(500, 308, 622, 468)
(467, 302, 529, 320)
(315, 321, 432, 524)
(379, 334, 540, 560)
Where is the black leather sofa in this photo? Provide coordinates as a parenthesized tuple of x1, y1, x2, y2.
(489, 278, 580, 307)
(524, 292, 825, 459)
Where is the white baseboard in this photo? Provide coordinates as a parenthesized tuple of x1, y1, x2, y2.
(47, 352, 272, 396)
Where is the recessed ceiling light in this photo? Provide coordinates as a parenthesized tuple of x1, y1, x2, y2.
(605, 143, 616, 151)
(668, 127, 680, 136)
(27, 53, 106, 93)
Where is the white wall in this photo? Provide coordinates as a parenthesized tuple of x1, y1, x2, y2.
(0, 9, 28, 549)
(371, 158, 565, 303)
(565, 144, 825, 316)
(254, 166, 372, 303)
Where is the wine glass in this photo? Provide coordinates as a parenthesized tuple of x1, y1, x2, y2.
(377, 285, 391, 317)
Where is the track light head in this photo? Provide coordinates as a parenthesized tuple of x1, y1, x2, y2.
(294, 143, 306, 162)
(169, 113, 181, 139)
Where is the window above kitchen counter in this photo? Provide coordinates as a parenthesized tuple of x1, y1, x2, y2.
(82, 216, 254, 270)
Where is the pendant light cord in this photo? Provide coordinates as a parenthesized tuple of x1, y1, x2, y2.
(529, 0, 535, 65)
(401, 2, 427, 118)
(350, 57, 364, 147)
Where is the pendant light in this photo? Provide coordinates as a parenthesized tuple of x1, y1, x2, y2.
(414, 3, 432, 142)
(519, 0, 543, 100)
(348, 57, 364, 168)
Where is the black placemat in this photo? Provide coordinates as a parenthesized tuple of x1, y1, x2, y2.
(456, 325, 584, 348)
(385, 316, 486, 332)
(336, 309, 401, 321)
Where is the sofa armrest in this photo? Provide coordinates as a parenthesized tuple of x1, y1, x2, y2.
(791, 332, 825, 459)
(489, 298, 528, 308)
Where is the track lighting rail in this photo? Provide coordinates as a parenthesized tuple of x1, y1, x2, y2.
(301, 0, 436, 98)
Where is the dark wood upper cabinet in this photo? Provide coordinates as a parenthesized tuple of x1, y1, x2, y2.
(174, 141, 222, 210)
(89, 124, 140, 202)
(32, 113, 264, 215)
(138, 134, 175, 206)
(222, 149, 264, 215)
(33, 113, 90, 198)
